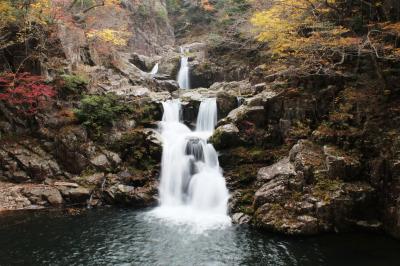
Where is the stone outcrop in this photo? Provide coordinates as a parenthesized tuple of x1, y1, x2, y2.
(210, 124, 240, 150)
(0, 140, 63, 183)
(22, 186, 64, 207)
(54, 125, 122, 174)
(104, 182, 158, 207)
(252, 140, 377, 235)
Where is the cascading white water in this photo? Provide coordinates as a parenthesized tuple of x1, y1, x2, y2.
(236, 96, 244, 107)
(196, 98, 218, 132)
(150, 63, 159, 76)
(152, 98, 230, 230)
(177, 47, 190, 89)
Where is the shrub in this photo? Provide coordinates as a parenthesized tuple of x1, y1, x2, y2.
(0, 72, 55, 116)
(74, 93, 131, 138)
(60, 74, 88, 95)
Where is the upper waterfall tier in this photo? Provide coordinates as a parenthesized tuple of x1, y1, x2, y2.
(177, 47, 190, 89)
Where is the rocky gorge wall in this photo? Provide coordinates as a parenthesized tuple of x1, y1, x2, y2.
(0, 0, 177, 212)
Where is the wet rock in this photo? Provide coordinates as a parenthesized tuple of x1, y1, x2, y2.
(180, 88, 216, 102)
(143, 128, 163, 148)
(255, 203, 322, 235)
(190, 61, 224, 89)
(104, 182, 158, 207)
(232, 212, 252, 224)
(354, 220, 382, 231)
(55, 126, 122, 173)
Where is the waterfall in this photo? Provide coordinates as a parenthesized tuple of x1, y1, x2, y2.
(177, 47, 190, 89)
(153, 98, 230, 230)
(196, 98, 218, 132)
(150, 63, 159, 76)
(236, 96, 244, 107)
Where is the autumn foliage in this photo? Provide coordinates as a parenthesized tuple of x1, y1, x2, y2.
(0, 72, 55, 115)
(250, 0, 400, 74)
(200, 0, 214, 11)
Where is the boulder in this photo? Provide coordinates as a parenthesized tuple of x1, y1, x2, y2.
(254, 203, 322, 235)
(231, 212, 252, 224)
(129, 53, 156, 71)
(0, 182, 32, 211)
(113, 86, 151, 97)
(245, 89, 278, 107)
(224, 105, 266, 127)
(58, 186, 91, 203)
(158, 51, 180, 78)
(143, 128, 163, 148)
(153, 79, 179, 93)
(22, 186, 63, 206)
(104, 182, 158, 207)
(253, 177, 292, 208)
(190, 61, 223, 89)
(216, 91, 238, 119)
(210, 124, 240, 150)
(90, 154, 109, 169)
(74, 172, 105, 187)
(209, 80, 255, 96)
(257, 157, 296, 184)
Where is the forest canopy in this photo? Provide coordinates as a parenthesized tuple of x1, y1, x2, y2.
(251, 0, 400, 74)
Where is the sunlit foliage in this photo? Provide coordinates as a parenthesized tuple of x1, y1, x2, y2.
(87, 28, 131, 46)
(251, 0, 360, 57)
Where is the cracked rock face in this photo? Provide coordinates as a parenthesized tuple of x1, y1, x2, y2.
(252, 140, 377, 235)
(0, 140, 62, 183)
